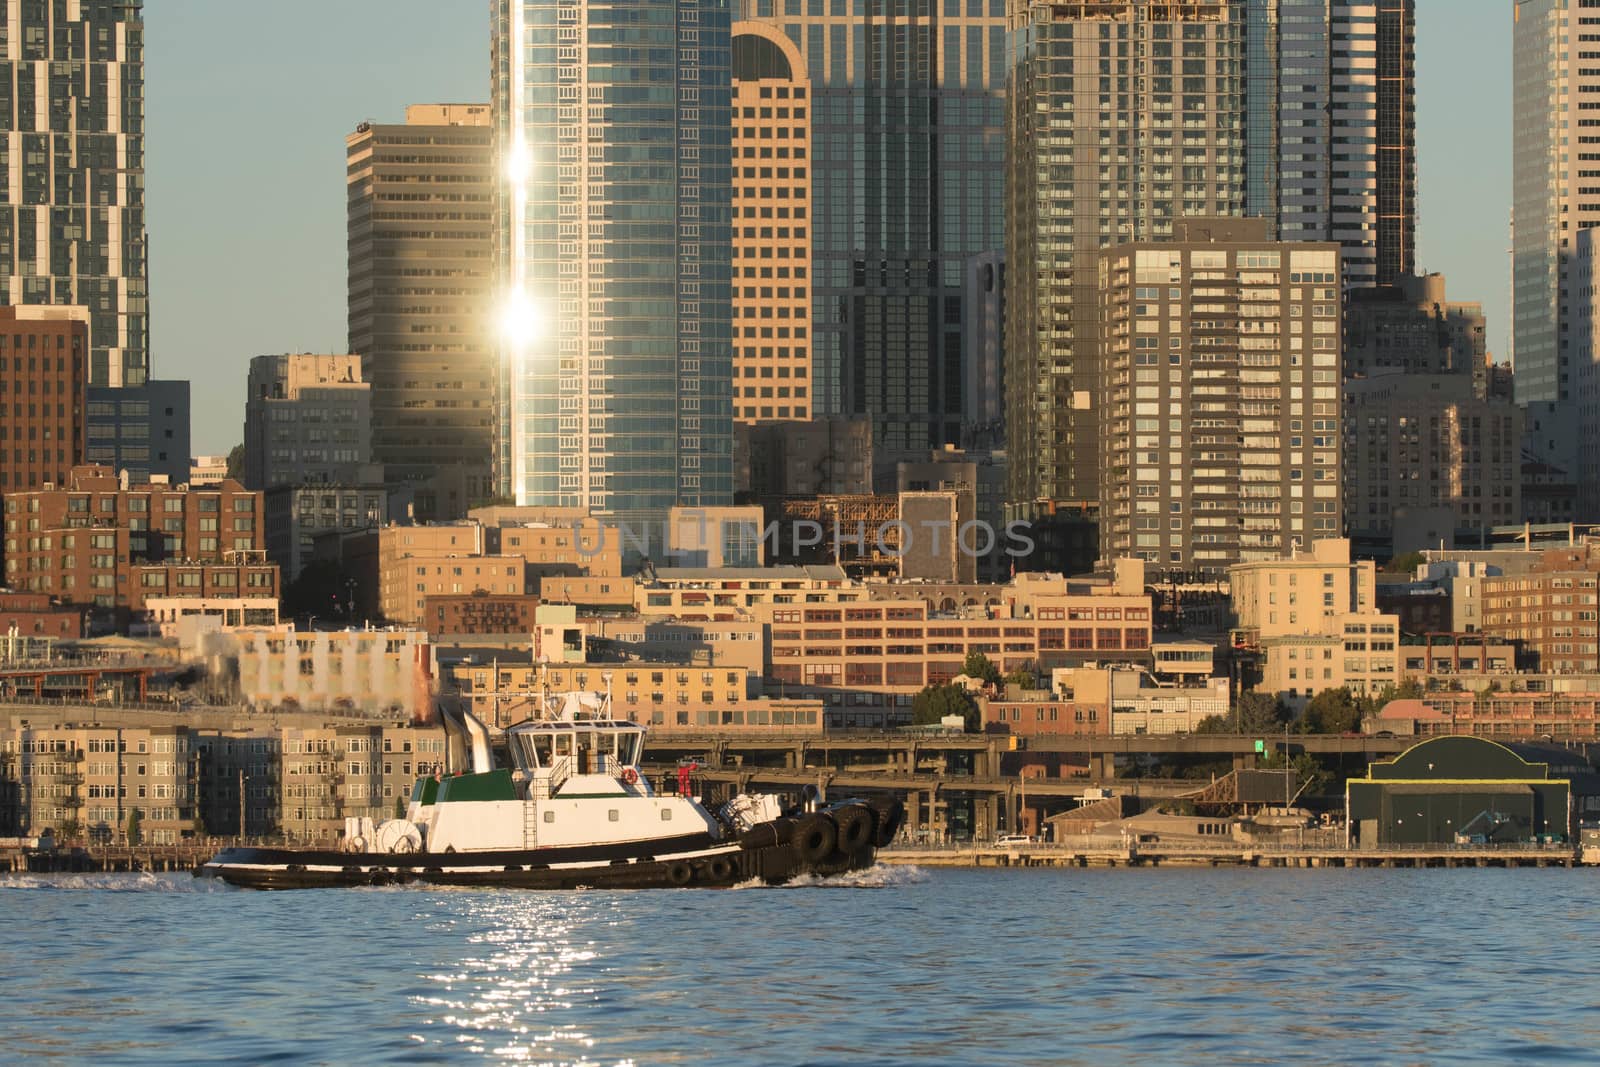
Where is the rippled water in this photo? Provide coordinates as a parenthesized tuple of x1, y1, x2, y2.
(4, 866, 1599, 1065)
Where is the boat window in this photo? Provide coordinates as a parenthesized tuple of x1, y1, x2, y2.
(532, 734, 554, 767)
(553, 732, 573, 758)
(620, 731, 642, 766)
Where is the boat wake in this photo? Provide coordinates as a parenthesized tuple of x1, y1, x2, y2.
(731, 863, 927, 890)
(0, 871, 236, 893)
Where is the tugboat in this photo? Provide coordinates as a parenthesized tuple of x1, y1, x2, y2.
(198, 691, 903, 890)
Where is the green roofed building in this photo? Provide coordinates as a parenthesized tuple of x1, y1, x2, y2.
(1346, 736, 1571, 849)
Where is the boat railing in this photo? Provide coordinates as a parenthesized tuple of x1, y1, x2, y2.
(528, 754, 574, 800)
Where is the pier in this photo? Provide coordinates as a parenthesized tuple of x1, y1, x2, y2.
(0, 840, 266, 875)
(877, 841, 1587, 870)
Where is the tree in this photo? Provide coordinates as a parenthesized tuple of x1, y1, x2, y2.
(1193, 714, 1230, 735)
(1234, 691, 1290, 734)
(394, 795, 406, 819)
(1005, 661, 1040, 690)
(125, 809, 143, 847)
(1301, 687, 1360, 734)
(1383, 550, 1427, 574)
(962, 650, 1002, 686)
(912, 683, 979, 732)
(224, 443, 246, 481)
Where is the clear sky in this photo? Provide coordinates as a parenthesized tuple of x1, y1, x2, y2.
(146, 0, 1509, 456)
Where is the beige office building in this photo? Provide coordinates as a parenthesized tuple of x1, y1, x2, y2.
(1229, 539, 1378, 643)
(347, 105, 495, 518)
(731, 23, 813, 422)
(375, 519, 619, 624)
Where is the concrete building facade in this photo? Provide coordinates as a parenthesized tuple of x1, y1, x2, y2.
(242, 354, 372, 490)
(1099, 221, 1342, 575)
(1229, 538, 1378, 643)
(264, 483, 402, 584)
(346, 104, 495, 519)
(1342, 372, 1523, 549)
(737, 416, 872, 499)
(731, 23, 812, 423)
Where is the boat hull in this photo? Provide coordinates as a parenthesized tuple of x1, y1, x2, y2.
(197, 798, 902, 890)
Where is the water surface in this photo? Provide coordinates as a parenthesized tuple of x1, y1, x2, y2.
(4, 866, 1596, 1065)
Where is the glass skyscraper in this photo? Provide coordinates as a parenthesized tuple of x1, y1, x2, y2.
(1005, 0, 1247, 507)
(493, 0, 734, 525)
(1, 0, 148, 387)
(1246, 0, 1416, 291)
(1513, 0, 1591, 405)
(730, 0, 1007, 476)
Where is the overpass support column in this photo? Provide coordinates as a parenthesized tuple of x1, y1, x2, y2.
(906, 789, 923, 842)
(974, 791, 998, 841)
(1233, 751, 1256, 772)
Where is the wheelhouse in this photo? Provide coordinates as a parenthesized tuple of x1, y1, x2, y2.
(505, 718, 644, 777)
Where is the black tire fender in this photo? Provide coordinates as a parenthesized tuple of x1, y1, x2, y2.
(667, 861, 693, 886)
(795, 814, 837, 863)
(874, 803, 905, 848)
(707, 856, 734, 882)
(834, 805, 875, 853)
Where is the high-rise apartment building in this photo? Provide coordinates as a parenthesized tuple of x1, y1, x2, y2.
(242, 354, 372, 490)
(1098, 220, 1341, 576)
(493, 0, 734, 529)
(731, 23, 812, 423)
(1247, 1, 1416, 289)
(1513, 0, 1599, 404)
(347, 105, 495, 520)
(731, 0, 1007, 477)
(1, 0, 147, 387)
(0, 305, 87, 492)
(1008, 0, 1246, 507)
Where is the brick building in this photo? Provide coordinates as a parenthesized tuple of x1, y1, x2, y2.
(128, 561, 280, 615)
(1481, 544, 1600, 673)
(765, 595, 1153, 728)
(0, 591, 86, 639)
(1, 466, 267, 621)
(423, 593, 541, 636)
(0, 305, 88, 493)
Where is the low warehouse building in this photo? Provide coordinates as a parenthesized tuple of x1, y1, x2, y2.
(1346, 737, 1571, 848)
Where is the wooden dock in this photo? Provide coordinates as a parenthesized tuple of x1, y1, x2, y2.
(0, 840, 279, 875)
